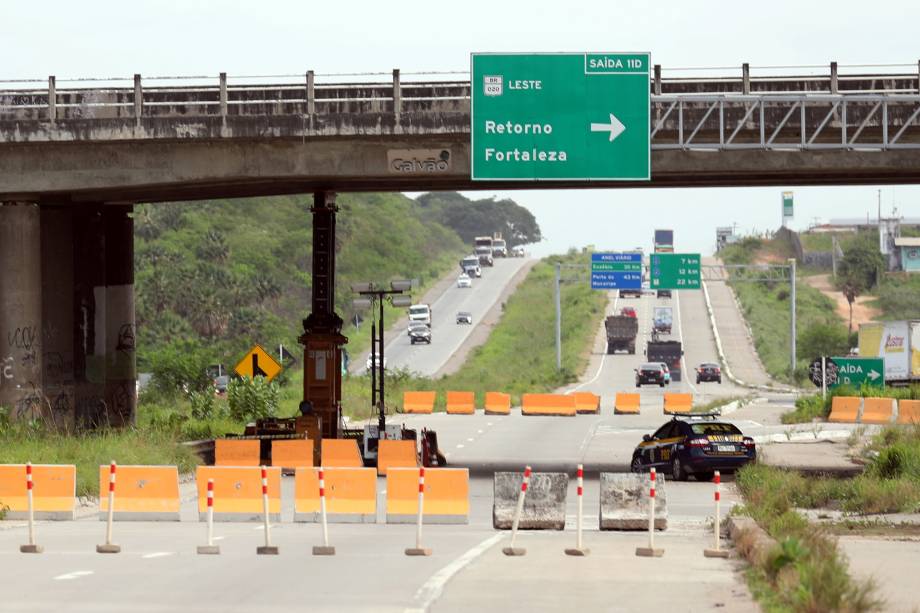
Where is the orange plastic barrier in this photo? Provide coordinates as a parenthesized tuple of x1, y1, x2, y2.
(446, 391, 475, 415)
(294, 467, 377, 523)
(376, 439, 417, 475)
(271, 439, 314, 469)
(573, 392, 600, 414)
(862, 397, 895, 425)
(98, 465, 180, 521)
(614, 393, 641, 415)
(828, 396, 861, 423)
(321, 439, 363, 468)
(663, 393, 692, 415)
(386, 467, 469, 524)
(484, 391, 511, 415)
(521, 393, 576, 416)
(403, 391, 436, 414)
(196, 466, 281, 522)
(898, 399, 920, 425)
(0, 464, 75, 520)
(215, 439, 260, 466)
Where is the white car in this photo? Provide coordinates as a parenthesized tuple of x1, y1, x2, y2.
(457, 273, 472, 288)
(511, 245, 526, 257)
(456, 311, 473, 325)
(365, 355, 387, 371)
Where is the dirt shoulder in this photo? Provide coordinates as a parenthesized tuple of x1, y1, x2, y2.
(803, 273, 880, 327)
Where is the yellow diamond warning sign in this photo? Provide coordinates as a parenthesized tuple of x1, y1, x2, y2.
(234, 344, 283, 382)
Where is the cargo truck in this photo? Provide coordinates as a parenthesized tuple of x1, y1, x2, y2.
(492, 232, 508, 257)
(654, 229, 674, 253)
(646, 340, 683, 381)
(653, 307, 673, 335)
(605, 315, 639, 354)
(858, 320, 920, 385)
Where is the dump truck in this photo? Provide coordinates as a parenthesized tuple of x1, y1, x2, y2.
(653, 306, 673, 335)
(858, 320, 920, 385)
(605, 315, 639, 354)
(646, 340, 683, 381)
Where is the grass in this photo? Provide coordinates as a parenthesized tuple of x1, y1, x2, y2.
(735, 463, 884, 612)
(339, 251, 607, 420)
(0, 420, 200, 499)
(691, 395, 748, 414)
(718, 239, 846, 384)
(869, 273, 920, 320)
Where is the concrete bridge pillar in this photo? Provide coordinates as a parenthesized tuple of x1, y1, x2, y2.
(0, 202, 43, 419)
(103, 205, 136, 427)
(41, 206, 76, 429)
(72, 205, 108, 429)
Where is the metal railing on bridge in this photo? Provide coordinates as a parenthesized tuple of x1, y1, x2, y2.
(3, 63, 920, 149)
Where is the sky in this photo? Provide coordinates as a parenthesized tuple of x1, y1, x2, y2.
(6, 0, 920, 256)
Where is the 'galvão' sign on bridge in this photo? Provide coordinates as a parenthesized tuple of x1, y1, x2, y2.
(471, 52, 650, 181)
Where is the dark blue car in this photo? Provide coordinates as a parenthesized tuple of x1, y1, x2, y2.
(631, 415, 756, 481)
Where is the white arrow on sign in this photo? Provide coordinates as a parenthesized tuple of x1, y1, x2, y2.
(868, 369, 881, 381)
(590, 113, 626, 142)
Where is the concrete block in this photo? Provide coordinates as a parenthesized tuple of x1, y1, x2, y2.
(196, 545, 220, 555)
(599, 472, 668, 531)
(493, 472, 567, 530)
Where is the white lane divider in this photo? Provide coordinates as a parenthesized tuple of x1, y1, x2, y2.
(455, 444, 464, 449)
(54, 571, 94, 581)
(213, 536, 226, 542)
(405, 533, 504, 613)
(477, 430, 483, 434)
(569, 293, 617, 393)
(466, 438, 474, 442)
(674, 290, 699, 395)
(486, 422, 493, 427)
(142, 552, 175, 559)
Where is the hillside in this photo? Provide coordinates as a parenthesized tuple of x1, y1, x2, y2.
(134, 192, 539, 378)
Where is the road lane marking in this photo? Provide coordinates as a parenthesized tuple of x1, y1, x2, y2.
(466, 438, 474, 442)
(486, 422, 493, 426)
(406, 533, 504, 613)
(477, 430, 483, 434)
(213, 536, 226, 541)
(674, 290, 699, 394)
(455, 444, 464, 449)
(569, 294, 617, 393)
(54, 571, 93, 581)
(142, 552, 175, 559)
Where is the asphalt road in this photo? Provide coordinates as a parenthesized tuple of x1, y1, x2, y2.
(360, 257, 531, 377)
(0, 290, 820, 612)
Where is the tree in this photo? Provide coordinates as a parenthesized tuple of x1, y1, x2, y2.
(836, 235, 885, 332)
(797, 322, 850, 361)
(415, 192, 542, 247)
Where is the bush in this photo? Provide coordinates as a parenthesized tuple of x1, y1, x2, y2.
(147, 340, 213, 399)
(227, 377, 280, 422)
(189, 390, 220, 421)
(797, 322, 850, 362)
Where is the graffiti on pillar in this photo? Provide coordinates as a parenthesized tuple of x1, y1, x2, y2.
(43, 352, 65, 380)
(111, 381, 134, 422)
(50, 392, 73, 428)
(76, 396, 108, 430)
(1, 356, 14, 388)
(12, 382, 43, 421)
(115, 323, 135, 355)
(7, 326, 39, 351)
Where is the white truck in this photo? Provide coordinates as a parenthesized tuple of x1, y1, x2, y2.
(858, 320, 920, 384)
(492, 232, 507, 258)
(474, 236, 494, 267)
(408, 303, 432, 327)
(460, 255, 482, 278)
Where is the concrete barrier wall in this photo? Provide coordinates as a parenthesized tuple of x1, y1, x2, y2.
(599, 472, 667, 531)
(493, 471, 567, 530)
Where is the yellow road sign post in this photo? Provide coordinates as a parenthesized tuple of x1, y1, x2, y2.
(234, 345, 284, 382)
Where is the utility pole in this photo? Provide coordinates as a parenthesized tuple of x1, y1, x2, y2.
(789, 258, 797, 378)
(554, 263, 562, 371)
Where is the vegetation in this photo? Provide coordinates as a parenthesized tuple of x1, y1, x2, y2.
(718, 236, 848, 384)
(871, 273, 920, 320)
(339, 250, 607, 419)
(783, 385, 920, 424)
(835, 233, 885, 332)
(736, 463, 882, 612)
(415, 192, 542, 247)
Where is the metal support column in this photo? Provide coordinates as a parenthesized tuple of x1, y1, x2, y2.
(299, 192, 347, 440)
(378, 296, 386, 435)
(554, 263, 562, 371)
(789, 258, 797, 377)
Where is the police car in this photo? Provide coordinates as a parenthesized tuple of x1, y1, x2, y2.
(630, 413, 756, 481)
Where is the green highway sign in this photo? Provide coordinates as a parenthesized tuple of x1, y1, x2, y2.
(471, 52, 650, 181)
(830, 357, 884, 388)
(650, 253, 701, 290)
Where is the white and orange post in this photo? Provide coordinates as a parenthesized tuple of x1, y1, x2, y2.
(312, 468, 335, 555)
(20, 462, 42, 553)
(97, 461, 121, 553)
(502, 465, 532, 556)
(565, 464, 589, 556)
(405, 466, 432, 556)
(256, 466, 279, 555)
(704, 471, 729, 558)
(635, 467, 663, 557)
(197, 478, 220, 555)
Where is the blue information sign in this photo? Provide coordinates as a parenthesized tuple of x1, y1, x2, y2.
(590, 252, 643, 289)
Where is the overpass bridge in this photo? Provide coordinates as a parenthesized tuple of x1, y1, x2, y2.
(2, 62, 920, 430)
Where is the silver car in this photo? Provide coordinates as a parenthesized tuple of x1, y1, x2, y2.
(456, 311, 473, 325)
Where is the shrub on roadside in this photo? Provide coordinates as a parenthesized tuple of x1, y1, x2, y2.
(227, 377, 279, 422)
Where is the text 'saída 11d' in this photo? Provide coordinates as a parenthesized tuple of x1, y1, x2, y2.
(471, 52, 650, 181)
(650, 254, 701, 290)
